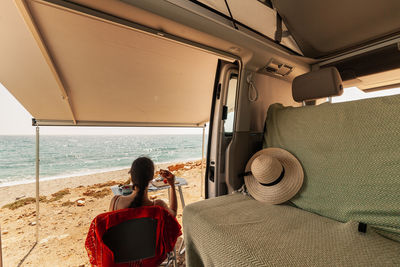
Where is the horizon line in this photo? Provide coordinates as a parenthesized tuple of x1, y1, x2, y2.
(0, 132, 206, 136)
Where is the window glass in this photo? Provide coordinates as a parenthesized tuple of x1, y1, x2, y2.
(224, 75, 238, 133)
(332, 86, 400, 103)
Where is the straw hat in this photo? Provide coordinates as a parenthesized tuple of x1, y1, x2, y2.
(244, 148, 304, 204)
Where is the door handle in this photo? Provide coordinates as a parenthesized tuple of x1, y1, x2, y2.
(209, 166, 215, 182)
(222, 106, 228, 120)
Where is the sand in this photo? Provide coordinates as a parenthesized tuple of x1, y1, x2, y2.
(0, 160, 205, 267)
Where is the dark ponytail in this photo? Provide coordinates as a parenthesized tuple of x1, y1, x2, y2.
(129, 157, 154, 208)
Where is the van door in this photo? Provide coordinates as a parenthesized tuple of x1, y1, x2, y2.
(205, 60, 238, 198)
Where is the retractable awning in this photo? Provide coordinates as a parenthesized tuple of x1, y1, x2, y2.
(0, 0, 231, 127)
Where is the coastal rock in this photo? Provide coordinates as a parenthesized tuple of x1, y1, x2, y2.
(40, 234, 69, 244)
(77, 200, 85, 206)
(15, 195, 26, 200)
(17, 211, 36, 219)
(58, 234, 70, 240)
(70, 197, 85, 202)
(40, 236, 53, 244)
(168, 164, 185, 172)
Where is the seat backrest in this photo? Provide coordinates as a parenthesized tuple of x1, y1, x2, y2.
(85, 206, 181, 266)
(264, 94, 400, 241)
(102, 217, 157, 263)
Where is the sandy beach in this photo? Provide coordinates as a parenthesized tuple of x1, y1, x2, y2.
(0, 160, 204, 267)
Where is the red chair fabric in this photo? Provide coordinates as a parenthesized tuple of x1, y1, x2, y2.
(85, 206, 182, 267)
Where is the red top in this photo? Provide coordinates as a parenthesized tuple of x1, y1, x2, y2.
(85, 206, 182, 267)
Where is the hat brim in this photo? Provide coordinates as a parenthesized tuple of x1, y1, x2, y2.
(244, 148, 304, 204)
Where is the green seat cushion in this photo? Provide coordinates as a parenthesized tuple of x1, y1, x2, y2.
(183, 194, 400, 266)
(264, 94, 400, 240)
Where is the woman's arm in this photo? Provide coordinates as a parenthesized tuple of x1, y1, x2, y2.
(168, 183, 178, 216)
(160, 170, 178, 217)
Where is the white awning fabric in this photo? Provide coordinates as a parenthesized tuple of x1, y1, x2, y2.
(0, 0, 223, 127)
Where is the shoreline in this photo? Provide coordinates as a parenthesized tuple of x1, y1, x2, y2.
(0, 159, 203, 207)
(0, 157, 202, 188)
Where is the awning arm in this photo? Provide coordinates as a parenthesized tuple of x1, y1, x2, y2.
(15, 125, 41, 266)
(0, 223, 3, 267)
(15, 0, 77, 124)
(32, 119, 207, 128)
(200, 124, 206, 198)
(35, 125, 40, 242)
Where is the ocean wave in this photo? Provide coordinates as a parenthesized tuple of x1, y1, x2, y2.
(0, 135, 205, 187)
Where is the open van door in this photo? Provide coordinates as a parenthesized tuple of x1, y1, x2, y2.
(206, 60, 239, 198)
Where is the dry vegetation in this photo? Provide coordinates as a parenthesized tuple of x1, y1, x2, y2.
(88, 180, 120, 189)
(61, 200, 75, 207)
(47, 189, 71, 202)
(83, 188, 111, 199)
(2, 196, 47, 210)
(2, 189, 73, 210)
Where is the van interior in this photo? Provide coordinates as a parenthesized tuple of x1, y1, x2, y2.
(1, 0, 400, 266)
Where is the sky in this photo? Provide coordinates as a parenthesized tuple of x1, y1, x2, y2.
(331, 86, 400, 103)
(1, 82, 399, 135)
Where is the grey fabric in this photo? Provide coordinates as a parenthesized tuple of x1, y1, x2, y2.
(271, 0, 400, 58)
(292, 67, 343, 102)
(184, 194, 400, 266)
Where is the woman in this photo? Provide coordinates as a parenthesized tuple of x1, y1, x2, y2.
(109, 157, 177, 217)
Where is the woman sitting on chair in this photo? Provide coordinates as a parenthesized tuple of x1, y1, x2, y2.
(109, 157, 177, 217)
(86, 157, 181, 267)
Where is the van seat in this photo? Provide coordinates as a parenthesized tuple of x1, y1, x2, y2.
(183, 193, 400, 266)
(265, 94, 400, 240)
(183, 69, 400, 265)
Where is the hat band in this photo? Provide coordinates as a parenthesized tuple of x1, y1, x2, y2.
(241, 167, 286, 186)
(259, 167, 285, 187)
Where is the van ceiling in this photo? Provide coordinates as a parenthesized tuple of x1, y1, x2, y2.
(190, 0, 400, 60)
(193, 0, 302, 54)
(271, 0, 400, 58)
(2, 0, 399, 127)
(0, 0, 222, 127)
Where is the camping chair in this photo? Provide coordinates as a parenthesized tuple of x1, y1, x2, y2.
(86, 206, 181, 267)
(102, 217, 177, 266)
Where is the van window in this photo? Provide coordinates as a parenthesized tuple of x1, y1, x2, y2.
(224, 74, 238, 134)
(332, 86, 400, 103)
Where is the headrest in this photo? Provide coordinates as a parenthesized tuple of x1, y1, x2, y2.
(292, 67, 343, 102)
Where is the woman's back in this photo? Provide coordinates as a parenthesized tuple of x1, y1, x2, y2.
(108, 157, 178, 216)
(109, 195, 172, 214)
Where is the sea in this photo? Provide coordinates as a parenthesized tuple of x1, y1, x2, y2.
(0, 135, 205, 187)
